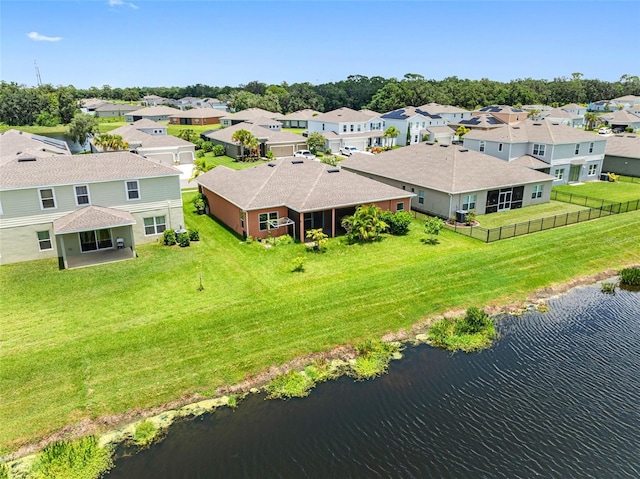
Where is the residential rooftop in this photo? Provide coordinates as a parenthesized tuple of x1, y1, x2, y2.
(464, 119, 607, 144)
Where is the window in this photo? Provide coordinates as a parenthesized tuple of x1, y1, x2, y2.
(418, 190, 425, 205)
(396, 202, 405, 212)
(194, 119, 200, 124)
(574, 143, 580, 155)
(533, 143, 546, 156)
(143, 216, 166, 235)
(79, 229, 112, 252)
(240, 212, 245, 229)
(322, 123, 325, 131)
(588, 164, 597, 176)
(126, 180, 140, 200)
(39, 188, 56, 209)
(357, 124, 361, 132)
(259, 212, 278, 231)
(462, 194, 476, 210)
(498, 143, 503, 152)
(74, 185, 90, 206)
(589, 142, 594, 153)
(555, 169, 565, 181)
(342, 125, 346, 133)
(479, 140, 485, 152)
(350, 125, 354, 132)
(531, 185, 544, 199)
(37, 230, 52, 251)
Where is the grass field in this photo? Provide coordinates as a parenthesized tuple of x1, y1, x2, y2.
(475, 201, 587, 229)
(2, 193, 640, 455)
(200, 153, 264, 170)
(553, 180, 640, 204)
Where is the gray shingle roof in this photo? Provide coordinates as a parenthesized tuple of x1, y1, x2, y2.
(340, 142, 554, 194)
(604, 135, 640, 159)
(94, 103, 138, 113)
(102, 122, 192, 149)
(1, 152, 180, 189)
(53, 206, 136, 233)
(204, 122, 303, 144)
(169, 108, 226, 119)
(126, 106, 180, 117)
(273, 109, 322, 121)
(464, 119, 607, 144)
(417, 102, 470, 115)
(598, 110, 640, 124)
(196, 158, 412, 212)
(0, 129, 71, 165)
(312, 107, 379, 123)
(220, 108, 279, 121)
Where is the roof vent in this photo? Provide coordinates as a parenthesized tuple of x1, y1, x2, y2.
(533, 123, 542, 126)
(425, 141, 435, 145)
(16, 151, 22, 155)
(327, 168, 340, 173)
(291, 160, 304, 164)
(439, 144, 449, 147)
(268, 162, 276, 167)
(459, 148, 469, 152)
(513, 126, 520, 129)
(615, 134, 624, 137)
(18, 157, 36, 162)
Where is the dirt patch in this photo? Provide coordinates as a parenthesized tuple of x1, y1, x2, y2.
(5, 267, 633, 462)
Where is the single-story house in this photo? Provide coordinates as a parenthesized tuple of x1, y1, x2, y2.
(602, 134, 640, 177)
(0, 129, 71, 165)
(94, 102, 139, 118)
(125, 106, 181, 123)
(340, 142, 555, 218)
(169, 107, 226, 126)
(91, 119, 195, 165)
(273, 109, 321, 128)
(0, 152, 183, 268)
(195, 158, 414, 241)
(539, 107, 584, 128)
(219, 108, 280, 127)
(598, 110, 640, 131)
(202, 122, 307, 159)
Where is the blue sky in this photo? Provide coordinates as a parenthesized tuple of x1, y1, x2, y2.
(1, 1, 638, 89)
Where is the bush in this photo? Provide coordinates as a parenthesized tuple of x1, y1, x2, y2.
(620, 267, 640, 285)
(349, 340, 402, 380)
(202, 141, 213, 153)
(163, 229, 176, 246)
(196, 149, 205, 158)
(266, 150, 275, 160)
(291, 256, 305, 272)
(212, 144, 225, 156)
(133, 420, 159, 448)
(30, 436, 113, 479)
(265, 370, 315, 399)
(276, 234, 294, 245)
(380, 210, 412, 235)
(245, 235, 254, 244)
(188, 230, 200, 241)
(454, 307, 492, 335)
(177, 232, 190, 247)
(465, 210, 477, 225)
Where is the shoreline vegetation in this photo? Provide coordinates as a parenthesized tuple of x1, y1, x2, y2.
(4, 268, 637, 478)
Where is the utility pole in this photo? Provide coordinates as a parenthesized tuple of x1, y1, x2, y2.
(34, 60, 42, 86)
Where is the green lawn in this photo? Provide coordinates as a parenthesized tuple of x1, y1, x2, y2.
(2, 196, 640, 455)
(553, 181, 640, 204)
(202, 153, 263, 170)
(475, 201, 587, 229)
(166, 123, 221, 137)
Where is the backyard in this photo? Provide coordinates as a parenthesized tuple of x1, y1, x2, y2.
(2, 192, 640, 456)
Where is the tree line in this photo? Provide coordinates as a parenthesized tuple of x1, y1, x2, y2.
(2, 73, 639, 126)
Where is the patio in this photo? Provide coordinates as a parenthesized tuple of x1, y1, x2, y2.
(65, 246, 135, 269)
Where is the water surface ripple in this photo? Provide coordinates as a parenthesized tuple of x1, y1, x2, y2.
(106, 286, 640, 478)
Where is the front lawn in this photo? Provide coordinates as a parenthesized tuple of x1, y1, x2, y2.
(475, 201, 587, 229)
(200, 152, 265, 170)
(2, 197, 639, 455)
(553, 180, 640, 204)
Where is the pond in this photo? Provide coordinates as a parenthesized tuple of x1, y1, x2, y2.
(105, 284, 640, 478)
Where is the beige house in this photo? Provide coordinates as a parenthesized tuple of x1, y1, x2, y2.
(0, 129, 71, 165)
(219, 108, 280, 127)
(340, 142, 554, 218)
(0, 152, 183, 268)
(169, 107, 226, 126)
(196, 158, 413, 241)
(125, 106, 181, 122)
(91, 119, 195, 165)
(274, 109, 322, 128)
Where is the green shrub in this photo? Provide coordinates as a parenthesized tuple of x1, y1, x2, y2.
(202, 141, 213, 153)
(196, 149, 205, 158)
(163, 229, 176, 246)
(465, 210, 477, 225)
(212, 144, 225, 156)
(188, 230, 200, 241)
(349, 340, 402, 380)
(266, 150, 275, 160)
(291, 256, 305, 272)
(227, 395, 238, 409)
(276, 234, 294, 245)
(265, 371, 315, 399)
(620, 267, 640, 285)
(133, 420, 159, 448)
(380, 210, 412, 235)
(0, 462, 8, 479)
(30, 436, 113, 479)
(454, 307, 491, 335)
(245, 235, 254, 244)
(601, 282, 617, 294)
(177, 232, 190, 247)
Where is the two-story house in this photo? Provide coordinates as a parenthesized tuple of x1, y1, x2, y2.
(0, 152, 183, 268)
(418, 103, 472, 124)
(307, 107, 385, 152)
(380, 106, 449, 146)
(473, 105, 528, 125)
(462, 119, 607, 184)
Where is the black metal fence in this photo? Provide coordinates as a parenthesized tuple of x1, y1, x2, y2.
(618, 175, 640, 184)
(414, 194, 640, 243)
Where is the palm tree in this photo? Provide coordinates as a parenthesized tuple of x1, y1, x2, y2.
(584, 112, 599, 131)
(230, 129, 255, 161)
(383, 126, 400, 148)
(93, 133, 129, 152)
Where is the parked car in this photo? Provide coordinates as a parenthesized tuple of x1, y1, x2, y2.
(598, 127, 612, 135)
(339, 146, 359, 156)
(294, 150, 316, 160)
(612, 127, 624, 133)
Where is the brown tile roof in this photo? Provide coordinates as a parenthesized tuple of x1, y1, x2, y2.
(204, 122, 304, 144)
(196, 158, 413, 212)
(0, 129, 71, 165)
(53, 206, 136, 233)
(312, 107, 380, 123)
(0, 152, 180, 189)
(604, 135, 640, 159)
(464, 119, 607, 144)
(340, 142, 554, 194)
(169, 108, 226, 119)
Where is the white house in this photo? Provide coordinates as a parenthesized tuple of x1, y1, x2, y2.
(307, 107, 385, 152)
(380, 106, 448, 146)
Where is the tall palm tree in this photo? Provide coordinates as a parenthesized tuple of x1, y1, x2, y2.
(383, 126, 400, 148)
(230, 129, 254, 161)
(584, 112, 599, 131)
(93, 133, 129, 151)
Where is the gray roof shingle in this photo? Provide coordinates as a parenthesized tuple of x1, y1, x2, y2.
(604, 134, 640, 159)
(53, 206, 136, 233)
(464, 119, 607, 144)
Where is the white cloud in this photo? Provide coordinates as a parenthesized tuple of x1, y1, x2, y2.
(108, 0, 138, 9)
(27, 32, 62, 42)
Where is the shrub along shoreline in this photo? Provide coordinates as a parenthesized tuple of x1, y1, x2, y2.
(2, 198, 640, 465)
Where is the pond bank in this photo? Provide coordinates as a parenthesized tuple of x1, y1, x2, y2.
(3, 267, 630, 470)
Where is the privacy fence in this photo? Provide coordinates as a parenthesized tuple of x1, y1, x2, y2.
(414, 190, 640, 243)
